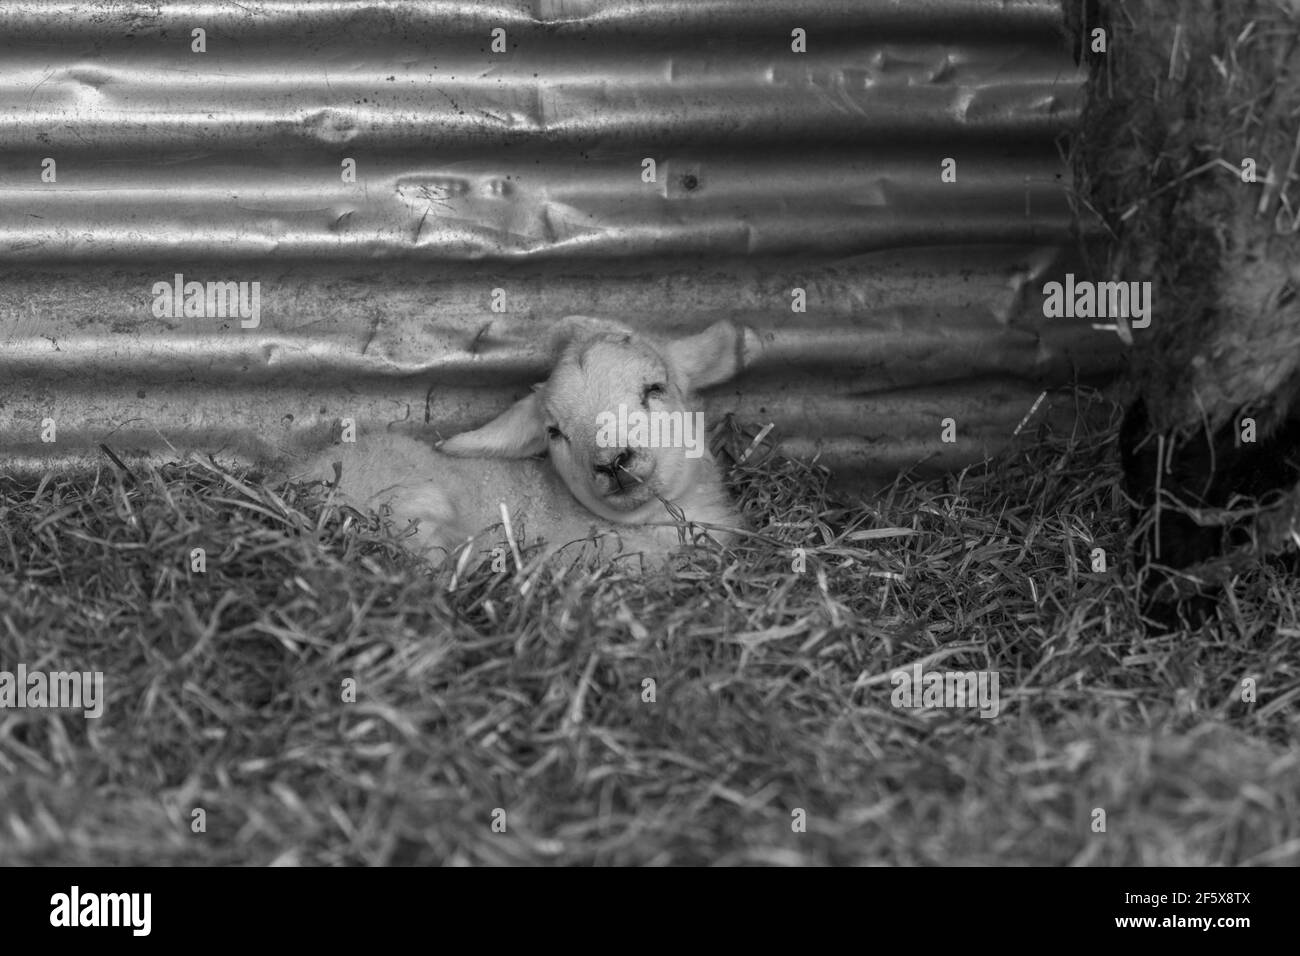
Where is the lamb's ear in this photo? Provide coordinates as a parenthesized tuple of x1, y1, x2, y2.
(663, 321, 761, 391)
(438, 390, 547, 459)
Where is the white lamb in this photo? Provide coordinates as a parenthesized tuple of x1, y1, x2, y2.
(292, 316, 761, 569)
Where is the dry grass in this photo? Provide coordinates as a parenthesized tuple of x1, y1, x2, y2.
(1, 391, 1297, 865)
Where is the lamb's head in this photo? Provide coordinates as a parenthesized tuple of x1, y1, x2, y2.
(438, 317, 757, 524)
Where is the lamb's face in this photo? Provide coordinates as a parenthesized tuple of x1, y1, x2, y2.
(438, 318, 754, 524)
(540, 335, 704, 522)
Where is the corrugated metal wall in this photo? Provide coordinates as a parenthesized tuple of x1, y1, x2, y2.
(0, 0, 1116, 485)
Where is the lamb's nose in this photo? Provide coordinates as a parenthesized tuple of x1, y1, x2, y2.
(595, 448, 634, 477)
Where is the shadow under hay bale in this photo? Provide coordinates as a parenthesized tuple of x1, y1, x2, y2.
(1068, 0, 1300, 624)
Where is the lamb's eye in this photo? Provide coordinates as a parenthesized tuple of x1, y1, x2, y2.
(642, 382, 666, 404)
(547, 425, 565, 441)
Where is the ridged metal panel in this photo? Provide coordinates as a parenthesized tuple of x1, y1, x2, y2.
(0, 0, 1115, 485)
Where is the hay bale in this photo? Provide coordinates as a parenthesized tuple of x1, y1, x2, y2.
(1068, 0, 1300, 617)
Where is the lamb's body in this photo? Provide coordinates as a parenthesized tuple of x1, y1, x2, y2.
(291, 317, 760, 569)
(304, 431, 740, 566)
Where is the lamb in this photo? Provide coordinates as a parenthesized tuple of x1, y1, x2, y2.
(290, 316, 762, 569)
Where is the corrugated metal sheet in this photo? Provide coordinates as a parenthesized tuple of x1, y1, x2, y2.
(0, 0, 1116, 485)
